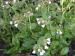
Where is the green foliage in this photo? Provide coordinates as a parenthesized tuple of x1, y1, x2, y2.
(60, 47, 69, 55)
(0, 0, 75, 56)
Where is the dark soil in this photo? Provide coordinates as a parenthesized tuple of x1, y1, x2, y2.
(0, 40, 34, 56)
(0, 40, 9, 56)
(68, 40, 75, 56)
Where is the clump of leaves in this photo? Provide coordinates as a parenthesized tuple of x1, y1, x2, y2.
(0, 0, 75, 56)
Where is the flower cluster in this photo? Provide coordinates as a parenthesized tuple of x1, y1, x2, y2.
(10, 20, 18, 28)
(56, 29, 62, 35)
(36, 18, 47, 28)
(13, 0, 16, 3)
(48, 0, 51, 4)
(32, 38, 51, 56)
(5, 1, 9, 5)
(24, 11, 33, 17)
(35, 4, 41, 11)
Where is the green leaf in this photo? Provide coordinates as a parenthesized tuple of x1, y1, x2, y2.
(12, 36, 20, 46)
(49, 3, 58, 11)
(50, 41, 59, 49)
(6, 46, 19, 54)
(22, 37, 35, 50)
(60, 0, 66, 6)
(28, 23, 37, 30)
(60, 47, 69, 55)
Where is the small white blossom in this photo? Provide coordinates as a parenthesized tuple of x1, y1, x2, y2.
(38, 4, 41, 7)
(40, 49, 45, 56)
(36, 18, 40, 24)
(47, 38, 51, 42)
(46, 38, 51, 45)
(72, 0, 75, 2)
(35, 7, 39, 11)
(24, 11, 33, 17)
(48, 16, 51, 19)
(57, 31, 59, 34)
(14, 23, 18, 27)
(44, 45, 48, 49)
(59, 31, 62, 35)
(41, 24, 45, 28)
(36, 18, 39, 21)
(27, 11, 33, 16)
(42, 20, 45, 23)
(13, 0, 16, 3)
(49, 1, 51, 4)
(37, 21, 41, 25)
(2, 5, 4, 8)
(47, 41, 51, 45)
(36, 18, 46, 28)
(35, 4, 41, 11)
(14, 21, 17, 24)
(32, 50, 36, 54)
(57, 30, 62, 35)
(38, 49, 41, 52)
(69, 7, 70, 10)
(5, 1, 9, 4)
(10, 21, 13, 25)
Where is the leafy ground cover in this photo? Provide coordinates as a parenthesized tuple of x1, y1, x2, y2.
(0, 0, 75, 56)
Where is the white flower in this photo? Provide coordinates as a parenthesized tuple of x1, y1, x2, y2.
(5, 1, 9, 4)
(59, 31, 62, 35)
(46, 38, 51, 45)
(57, 30, 62, 35)
(13, 0, 16, 3)
(2, 5, 4, 8)
(38, 49, 41, 52)
(41, 24, 45, 28)
(72, 0, 75, 2)
(36, 18, 46, 28)
(35, 7, 39, 11)
(23, 11, 33, 17)
(10, 21, 13, 25)
(36, 18, 40, 24)
(49, 1, 51, 4)
(41, 20, 45, 23)
(47, 41, 51, 45)
(44, 45, 48, 49)
(14, 21, 17, 24)
(40, 49, 45, 56)
(35, 4, 41, 11)
(38, 4, 41, 7)
(47, 38, 51, 42)
(27, 11, 33, 16)
(48, 16, 51, 19)
(36, 18, 40, 21)
(14, 23, 18, 27)
(32, 50, 36, 54)
(37, 21, 41, 25)
(36, 18, 41, 24)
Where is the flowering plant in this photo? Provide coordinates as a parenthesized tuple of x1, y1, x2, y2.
(0, 0, 75, 56)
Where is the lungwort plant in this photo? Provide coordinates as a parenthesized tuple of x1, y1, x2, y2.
(0, 0, 75, 56)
